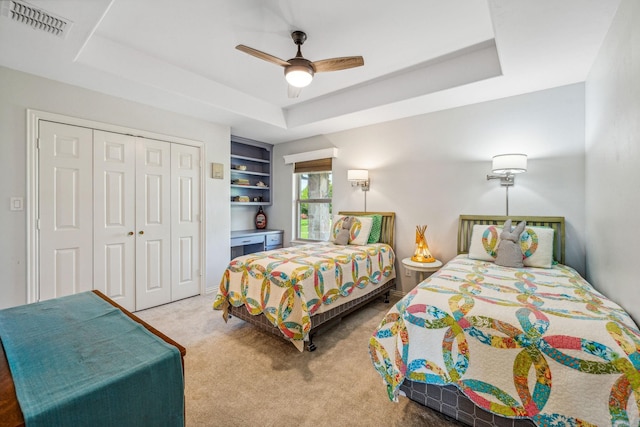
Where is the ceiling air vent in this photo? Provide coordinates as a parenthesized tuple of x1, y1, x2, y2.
(1, 0, 72, 38)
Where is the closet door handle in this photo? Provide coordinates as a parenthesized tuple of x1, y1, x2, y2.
(128, 231, 134, 236)
(139, 231, 144, 235)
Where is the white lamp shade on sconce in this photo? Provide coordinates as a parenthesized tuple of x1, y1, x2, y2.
(492, 154, 527, 174)
(347, 169, 369, 181)
(487, 153, 527, 216)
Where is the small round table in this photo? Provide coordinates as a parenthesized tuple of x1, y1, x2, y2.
(401, 258, 442, 282)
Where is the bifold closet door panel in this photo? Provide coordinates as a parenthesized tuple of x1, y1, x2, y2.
(38, 121, 94, 301)
(38, 121, 202, 311)
(93, 130, 137, 311)
(135, 138, 172, 311)
(171, 144, 202, 301)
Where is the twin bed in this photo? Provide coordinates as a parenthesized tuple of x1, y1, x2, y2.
(213, 211, 397, 351)
(370, 215, 640, 427)
(214, 213, 639, 426)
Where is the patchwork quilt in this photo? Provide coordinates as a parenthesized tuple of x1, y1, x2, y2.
(370, 256, 640, 426)
(214, 242, 395, 351)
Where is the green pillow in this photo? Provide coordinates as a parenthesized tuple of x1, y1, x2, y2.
(366, 214, 383, 243)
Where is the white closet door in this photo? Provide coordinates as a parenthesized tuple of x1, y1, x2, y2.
(135, 138, 172, 310)
(38, 121, 94, 301)
(171, 144, 201, 300)
(93, 130, 136, 311)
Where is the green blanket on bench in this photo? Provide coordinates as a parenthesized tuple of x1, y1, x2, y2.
(0, 292, 184, 427)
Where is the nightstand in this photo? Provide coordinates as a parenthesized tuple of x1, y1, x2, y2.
(401, 257, 442, 282)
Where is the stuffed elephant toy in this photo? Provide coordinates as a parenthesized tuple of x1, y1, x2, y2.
(495, 219, 526, 268)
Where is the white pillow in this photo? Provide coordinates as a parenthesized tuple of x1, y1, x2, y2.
(467, 224, 555, 268)
(520, 226, 555, 268)
(468, 224, 500, 261)
(331, 215, 373, 245)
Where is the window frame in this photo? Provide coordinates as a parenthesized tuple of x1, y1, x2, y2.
(294, 169, 332, 242)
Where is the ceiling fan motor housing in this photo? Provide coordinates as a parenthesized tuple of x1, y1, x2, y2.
(291, 31, 307, 46)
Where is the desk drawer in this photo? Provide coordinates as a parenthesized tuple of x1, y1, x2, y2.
(231, 235, 264, 247)
(266, 233, 283, 246)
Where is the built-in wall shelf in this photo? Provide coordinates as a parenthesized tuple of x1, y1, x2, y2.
(230, 136, 273, 205)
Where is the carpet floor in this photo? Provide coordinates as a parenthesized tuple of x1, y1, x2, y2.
(136, 293, 465, 427)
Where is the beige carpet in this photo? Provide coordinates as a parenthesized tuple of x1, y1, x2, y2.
(136, 294, 464, 427)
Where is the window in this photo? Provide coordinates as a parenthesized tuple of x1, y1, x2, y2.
(295, 159, 332, 241)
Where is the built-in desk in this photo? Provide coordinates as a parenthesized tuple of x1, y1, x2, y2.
(230, 229, 283, 259)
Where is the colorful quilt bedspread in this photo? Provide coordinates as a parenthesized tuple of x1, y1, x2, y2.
(214, 242, 395, 351)
(370, 255, 640, 426)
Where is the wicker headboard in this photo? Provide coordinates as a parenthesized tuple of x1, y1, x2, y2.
(458, 215, 566, 265)
(338, 211, 395, 249)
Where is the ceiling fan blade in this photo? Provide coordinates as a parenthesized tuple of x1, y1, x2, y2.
(288, 85, 302, 98)
(312, 56, 364, 73)
(236, 45, 290, 67)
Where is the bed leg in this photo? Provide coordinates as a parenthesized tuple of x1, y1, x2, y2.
(384, 291, 390, 304)
(307, 335, 317, 352)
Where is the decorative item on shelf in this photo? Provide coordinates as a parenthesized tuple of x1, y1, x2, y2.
(256, 181, 267, 187)
(232, 178, 250, 185)
(234, 165, 247, 171)
(486, 153, 527, 216)
(232, 196, 250, 202)
(255, 206, 267, 229)
(411, 225, 436, 263)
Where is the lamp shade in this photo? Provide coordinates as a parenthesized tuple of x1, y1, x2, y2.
(492, 154, 527, 174)
(285, 66, 313, 88)
(347, 169, 368, 181)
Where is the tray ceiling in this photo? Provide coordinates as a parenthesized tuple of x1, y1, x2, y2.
(0, 0, 620, 143)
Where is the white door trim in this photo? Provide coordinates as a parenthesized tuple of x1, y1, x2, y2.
(26, 109, 206, 304)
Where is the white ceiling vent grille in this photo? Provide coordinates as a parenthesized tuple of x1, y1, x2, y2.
(1, 0, 72, 38)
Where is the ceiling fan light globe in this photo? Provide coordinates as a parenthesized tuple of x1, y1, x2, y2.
(285, 66, 313, 88)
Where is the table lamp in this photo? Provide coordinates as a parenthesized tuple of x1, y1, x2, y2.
(411, 225, 436, 263)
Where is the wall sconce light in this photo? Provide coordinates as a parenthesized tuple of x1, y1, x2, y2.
(486, 154, 527, 215)
(348, 169, 370, 212)
(348, 169, 370, 191)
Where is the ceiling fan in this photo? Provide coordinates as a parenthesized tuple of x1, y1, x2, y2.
(236, 30, 364, 98)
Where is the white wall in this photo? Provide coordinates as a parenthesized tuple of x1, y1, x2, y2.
(585, 0, 640, 324)
(271, 84, 586, 295)
(230, 206, 260, 231)
(0, 66, 230, 309)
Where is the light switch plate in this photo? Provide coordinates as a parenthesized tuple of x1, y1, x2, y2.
(10, 197, 23, 211)
(212, 162, 223, 179)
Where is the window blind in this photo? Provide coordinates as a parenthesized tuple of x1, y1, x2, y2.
(294, 158, 332, 173)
